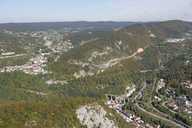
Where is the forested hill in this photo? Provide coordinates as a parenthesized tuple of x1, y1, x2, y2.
(0, 20, 192, 128)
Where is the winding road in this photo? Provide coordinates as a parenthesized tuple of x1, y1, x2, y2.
(134, 79, 191, 128)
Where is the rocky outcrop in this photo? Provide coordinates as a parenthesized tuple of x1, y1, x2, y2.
(76, 104, 118, 128)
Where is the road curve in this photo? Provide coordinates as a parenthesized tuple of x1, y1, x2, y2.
(135, 103, 185, 128)
(134, 80, 187, 128)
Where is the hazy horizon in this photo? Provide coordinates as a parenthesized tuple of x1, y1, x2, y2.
(0, 19, 191, 24)
(0, 0, 192, 23)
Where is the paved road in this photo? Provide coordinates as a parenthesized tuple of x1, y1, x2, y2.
(151, 102, 191, 128)
(0, 54, 26, 59)
(98, 45, 150, 70)
(135, 103, 185, 128)
(152, 79, 191, 128)
(133, 80, 189, 128)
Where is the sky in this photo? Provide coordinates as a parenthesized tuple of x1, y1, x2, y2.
(0, 0, 192, 23)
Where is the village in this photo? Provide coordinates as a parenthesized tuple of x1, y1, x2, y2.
(105, 84, 160, 128)
(0, 53, 48, 75)
(166, 95, 192, 115)
(155, 79, 192, 120)
(162, 86, 192, 117)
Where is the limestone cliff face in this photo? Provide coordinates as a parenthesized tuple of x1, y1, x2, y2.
(76, 105, 118, 128)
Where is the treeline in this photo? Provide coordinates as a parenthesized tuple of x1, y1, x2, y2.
(0, 97, 93, 128)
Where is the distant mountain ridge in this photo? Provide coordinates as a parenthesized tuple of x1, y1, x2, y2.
(0, 21, 136, 31)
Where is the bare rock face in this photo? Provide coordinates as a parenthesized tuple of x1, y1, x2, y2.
(76, 105, 118, 128)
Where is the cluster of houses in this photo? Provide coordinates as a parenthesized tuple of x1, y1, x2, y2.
(41, 30, 74, 53)
(106, 94, 157, 128)
(156, 79, 166, 92)
(155, 78, 192, 118)
(51, 40, 74, 52)
(105, 85, 158, 128)
(167, 95, 192, 115)
(106, 85, 136, 108)
(0, 54, 48, 75)
(159, 79, 192, 116)
(181, 80, 192, 89)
